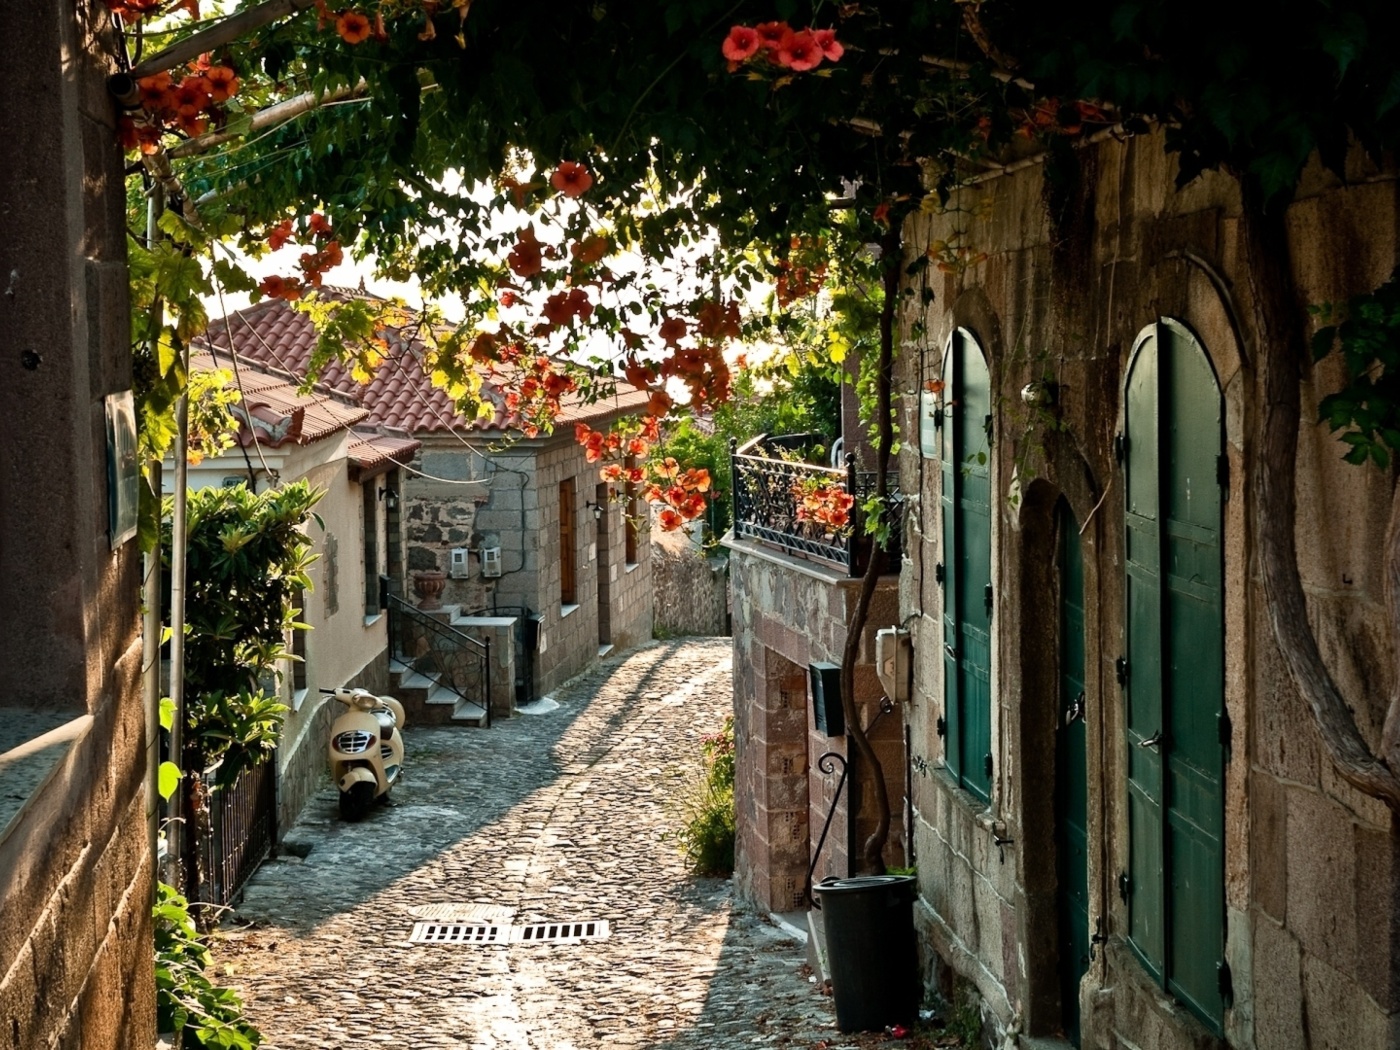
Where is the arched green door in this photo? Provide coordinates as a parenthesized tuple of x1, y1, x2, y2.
(1123, 319, 1226, 1030)
(1056, 499, 1089, 1046)
(940, 328, 992, 801)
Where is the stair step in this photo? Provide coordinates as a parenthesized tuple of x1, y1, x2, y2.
(426, 684, 462, 706)
(597, 644, 615, 658)
(451, 699, 487, 723)
(396, 670, 438, 691)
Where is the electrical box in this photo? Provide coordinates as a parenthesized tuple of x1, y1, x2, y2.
(809, 661, 844, 737)
(480, 546, 503, 578)
(449, 547, 470, 579)
(876, 627, 912, 703)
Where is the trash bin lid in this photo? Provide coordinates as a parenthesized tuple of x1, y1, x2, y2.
(813, 874, 916, 895)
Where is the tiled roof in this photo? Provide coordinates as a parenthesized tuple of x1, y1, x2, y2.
(189, 350, 368, 447)
(200, 293, 650, 436)
(348, 428, 422, 474)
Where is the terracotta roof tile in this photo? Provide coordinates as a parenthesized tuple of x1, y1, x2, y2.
(189, 350, 368, 447)
(347, 429, 422, 473)
(201, 294, 648, 436)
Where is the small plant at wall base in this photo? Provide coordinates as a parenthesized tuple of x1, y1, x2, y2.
(673, 716, 737, 876)
(154, 882, 264, 1049)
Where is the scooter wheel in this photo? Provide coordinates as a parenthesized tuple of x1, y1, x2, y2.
(339, 780, 376, 821)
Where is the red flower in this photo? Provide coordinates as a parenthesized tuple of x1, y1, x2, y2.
(550, 161, 594, 198)
(204, 65, 240, 103)
(647, 389, 673, 417)
(175, 112, 209, 137)
(755, 21, 789, 51)
(137, 72, 175, 113)
(172, 76, 210, 118)
(499, 290, 519, 307)
(658, 317, 687, 345)
(267, 219, 294, 250)
(259, 274, 303, 301)
(655, 457, 681, 480)
(722, 25, 761, 62)
(777, 31, 822, 71)
(336, 10, 373, 43)
(873, 202, 891, 227)
(508, 227, 544, 279)
(812, 28, 844, 62)
(308, 212, 333, 237)
(658, 508, 685, 532)
(570, 234, 610, 265)
(118, 117, 141, 152)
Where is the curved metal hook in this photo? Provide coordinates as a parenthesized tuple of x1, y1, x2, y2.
(817, 751, 848, 777)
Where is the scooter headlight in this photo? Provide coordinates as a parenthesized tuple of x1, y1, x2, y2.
(334, 729, 374, 754)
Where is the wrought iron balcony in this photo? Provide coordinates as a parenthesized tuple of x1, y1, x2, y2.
(730, 435, 902, 576)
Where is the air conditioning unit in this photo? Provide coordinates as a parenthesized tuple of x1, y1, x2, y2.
(449, 547, 470, 579)
(480, 546, 503, 578)
(876, 627, 912, 703)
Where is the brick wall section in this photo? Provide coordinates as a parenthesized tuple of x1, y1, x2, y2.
(0, 2, 157, 1047)
(727, 537, 904, 913)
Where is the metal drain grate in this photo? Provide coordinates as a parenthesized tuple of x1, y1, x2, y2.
(408, 902, 517, 923)
(408, 918, 611, 945)
(410, 922, 510, 944)
(513, 920, 610, 944)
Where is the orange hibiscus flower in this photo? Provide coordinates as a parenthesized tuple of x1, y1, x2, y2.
(549, 161, 594, 198)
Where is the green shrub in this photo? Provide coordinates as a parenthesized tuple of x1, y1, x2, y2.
(674, 716, 737, 875)
(154, 882, 263, 1049)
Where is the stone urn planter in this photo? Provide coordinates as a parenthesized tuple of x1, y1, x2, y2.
(411, 569, 447, 611)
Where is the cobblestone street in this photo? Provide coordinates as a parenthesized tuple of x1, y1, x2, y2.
(218, 639, 844, 1049)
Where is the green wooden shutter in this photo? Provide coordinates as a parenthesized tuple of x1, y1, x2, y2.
(1161, 321, 1226, 1025)
(941, 342, 962, 784)
(1124, 327, 1166, 976)
(1124, 321, 1226, 1031)
(1056, 500, 1090, 1047)
(941, 330, 993, 801)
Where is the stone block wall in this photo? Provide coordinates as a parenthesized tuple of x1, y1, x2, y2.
(652, 526, 730, 637)
(895, 128, 1400, 1049)
(728, 537, 905, 914)
(0, 2, 156, 1047)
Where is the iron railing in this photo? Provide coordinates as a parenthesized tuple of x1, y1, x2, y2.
(731, 435, 903, 575)
(187, 752, 276, 911)
(388, 595, 492, 727)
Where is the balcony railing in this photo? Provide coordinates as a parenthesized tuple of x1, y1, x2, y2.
(730, 435, 902, 576)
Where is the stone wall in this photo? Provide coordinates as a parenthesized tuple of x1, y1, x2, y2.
(652, 527, 730, 637)
(896, 131, 1400, 1049)
(0, 3, 156, 1047)
(727, 538, 904, 913)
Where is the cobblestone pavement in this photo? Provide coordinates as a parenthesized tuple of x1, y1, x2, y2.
(218, 639, 847, 1050)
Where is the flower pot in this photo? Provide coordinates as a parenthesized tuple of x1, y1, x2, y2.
(412, 569, 447, 611)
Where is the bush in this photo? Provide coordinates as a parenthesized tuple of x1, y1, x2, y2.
(674, 716, 737, 876)
(154, 882, 263, 1049)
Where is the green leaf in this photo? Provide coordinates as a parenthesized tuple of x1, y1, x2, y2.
(160, 696, 175, 731)
(158, 761, 182, 801)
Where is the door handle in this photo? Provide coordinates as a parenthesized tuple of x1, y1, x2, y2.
(1064, 691, 1086, 726)
(944, 643, 958, 661)
(1139, 730, 1162, 751)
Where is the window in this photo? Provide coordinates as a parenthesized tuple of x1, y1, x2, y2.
(362, 482, 380, 616)
(559, 479, 577, 605)
(1123, 319, 1226, 1029)
(939, 328, 993, 802)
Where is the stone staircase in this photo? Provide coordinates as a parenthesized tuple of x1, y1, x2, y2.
(388, 655, 489, 727)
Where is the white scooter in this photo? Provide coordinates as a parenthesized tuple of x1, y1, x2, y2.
(324, 687, 406, 820)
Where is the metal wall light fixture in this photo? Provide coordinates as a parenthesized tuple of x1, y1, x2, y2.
(379, 486, 399, 510)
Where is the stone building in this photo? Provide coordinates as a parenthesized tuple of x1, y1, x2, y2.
(205, 294, 654, 701)
(892, 133, 1400, 1049)
(0, 2, 156, 1047)
(725, 434, 907, 913)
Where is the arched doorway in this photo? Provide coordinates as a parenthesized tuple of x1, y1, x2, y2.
(1122, 318, 1226, 1030)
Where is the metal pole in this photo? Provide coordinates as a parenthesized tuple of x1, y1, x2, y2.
(167, 383, 189, 887)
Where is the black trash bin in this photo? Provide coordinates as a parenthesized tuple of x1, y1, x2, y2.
(813, 874, 919, 1032)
